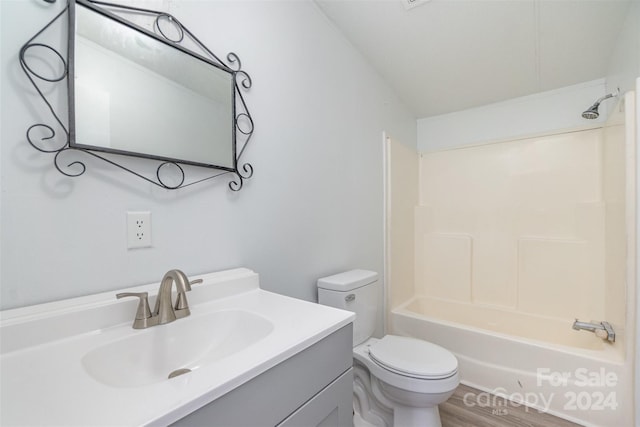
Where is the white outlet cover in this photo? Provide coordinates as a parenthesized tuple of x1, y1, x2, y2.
(127, 211, 151, 249)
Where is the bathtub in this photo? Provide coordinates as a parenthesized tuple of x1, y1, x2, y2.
(390, 296, 633, 427)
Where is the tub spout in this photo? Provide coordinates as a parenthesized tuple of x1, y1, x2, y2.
(572, 319, 615, 342)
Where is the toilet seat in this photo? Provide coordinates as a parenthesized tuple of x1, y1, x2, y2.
(353, 337, 459, 395)
(368, 335, 458, 380)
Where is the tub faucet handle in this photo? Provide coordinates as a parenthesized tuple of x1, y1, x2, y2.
(572, 318, 615, 342)
(600, 321, 616, 342)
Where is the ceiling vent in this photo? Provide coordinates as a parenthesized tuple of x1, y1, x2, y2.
(402, 0, 430, 11)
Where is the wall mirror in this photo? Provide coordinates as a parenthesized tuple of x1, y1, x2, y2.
(20, 0, 254, 190)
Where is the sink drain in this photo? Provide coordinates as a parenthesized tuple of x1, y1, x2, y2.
(168, 368, 192, 379)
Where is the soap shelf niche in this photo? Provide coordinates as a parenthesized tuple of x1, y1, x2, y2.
(20, 0, 254, 191)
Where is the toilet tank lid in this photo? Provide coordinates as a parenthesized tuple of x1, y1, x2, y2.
(317, 269, 378, 291)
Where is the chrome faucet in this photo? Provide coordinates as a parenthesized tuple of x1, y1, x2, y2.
(572, 319, 616, 342)
(117, 269, 203, 329)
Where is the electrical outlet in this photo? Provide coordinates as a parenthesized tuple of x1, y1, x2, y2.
(127, 211, 151, 249)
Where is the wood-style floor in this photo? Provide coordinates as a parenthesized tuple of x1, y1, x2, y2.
(440, 384, 583, 427)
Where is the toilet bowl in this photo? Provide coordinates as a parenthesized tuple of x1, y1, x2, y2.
(354, 337, 459, 426)
(317, 270, 459, 427)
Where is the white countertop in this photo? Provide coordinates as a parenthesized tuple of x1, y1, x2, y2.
(0, 268, 354, 426)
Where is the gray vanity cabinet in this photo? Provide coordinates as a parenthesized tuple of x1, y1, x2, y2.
(172, 324, 354, 427)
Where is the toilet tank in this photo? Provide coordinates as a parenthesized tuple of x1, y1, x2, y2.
(317, 270, 378, 346)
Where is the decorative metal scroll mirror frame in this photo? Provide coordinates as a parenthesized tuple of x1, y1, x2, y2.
(20, 0, 254, 191)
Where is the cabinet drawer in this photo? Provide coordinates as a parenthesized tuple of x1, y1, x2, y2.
(278, 368, 353, 427)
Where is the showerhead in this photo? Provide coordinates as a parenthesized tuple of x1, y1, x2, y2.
(581, 89, 620, 120)
(581, 104, 601, 120)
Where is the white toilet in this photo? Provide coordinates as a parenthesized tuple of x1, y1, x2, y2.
(317, 270, 459, 427)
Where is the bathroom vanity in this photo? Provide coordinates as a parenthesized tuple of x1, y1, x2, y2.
(0, 268, 355, 426)
(174, 324, 353, 427)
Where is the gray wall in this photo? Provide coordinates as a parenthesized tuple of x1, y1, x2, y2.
(0, 0, 416, 311)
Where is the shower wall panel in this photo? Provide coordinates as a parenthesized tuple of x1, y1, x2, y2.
(386, 138, 419, 313)
(602, 115, 627, 329)
(416, 129, 618, 322)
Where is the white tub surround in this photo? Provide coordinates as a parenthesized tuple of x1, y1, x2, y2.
(0, 268, 354, 426)
(386, 93, 636, 427)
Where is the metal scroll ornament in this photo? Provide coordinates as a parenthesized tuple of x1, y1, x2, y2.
(20, 0, 254, 191)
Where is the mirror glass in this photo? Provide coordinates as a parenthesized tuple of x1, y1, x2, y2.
(71, 2, 235, 169)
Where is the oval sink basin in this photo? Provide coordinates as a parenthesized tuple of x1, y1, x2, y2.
(82, 309, 274, 388)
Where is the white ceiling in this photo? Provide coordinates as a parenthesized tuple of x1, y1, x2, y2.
(314, 0, 632, 118)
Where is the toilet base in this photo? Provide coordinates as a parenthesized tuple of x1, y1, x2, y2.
(353, 410, 381, 427)
(353, 399, 443, 427)
(393, 404, 441, 427)
(354, 360, 448, 427)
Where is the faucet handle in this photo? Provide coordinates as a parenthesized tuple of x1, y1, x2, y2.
(174, 278, 203, 316)
(116, 292, 152, 329)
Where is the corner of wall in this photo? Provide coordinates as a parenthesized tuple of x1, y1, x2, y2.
(604, 0, 640, 113)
